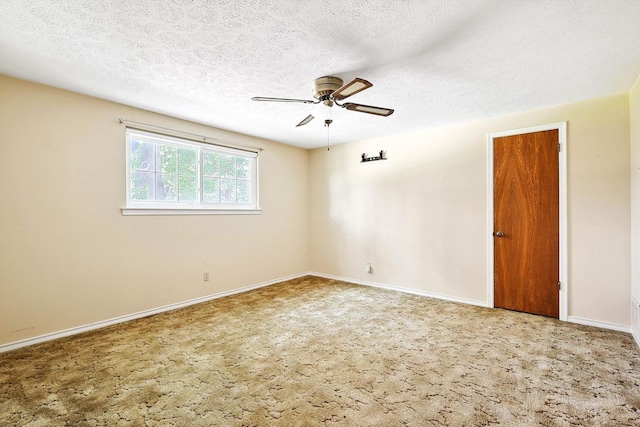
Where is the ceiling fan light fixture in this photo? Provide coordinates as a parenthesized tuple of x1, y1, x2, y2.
(321, 100, 333, 120)
(332, 78, 373, 100)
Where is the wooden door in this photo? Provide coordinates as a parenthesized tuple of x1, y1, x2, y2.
(494, 129, 559, 318)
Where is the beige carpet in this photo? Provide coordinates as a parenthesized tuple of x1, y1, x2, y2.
(1, 276, 639, 426)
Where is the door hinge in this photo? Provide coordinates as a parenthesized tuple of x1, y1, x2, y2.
(557, 143, 561, 152)
(557, 281, 561, 290)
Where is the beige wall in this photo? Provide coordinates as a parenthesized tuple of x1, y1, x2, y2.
(631, 76, 640, 303)
(309, 94, 631, 327)
(631, 76, 640, 344)
(0, 75, 310, 346)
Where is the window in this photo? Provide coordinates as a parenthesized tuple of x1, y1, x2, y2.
(124, 129, 259, 215)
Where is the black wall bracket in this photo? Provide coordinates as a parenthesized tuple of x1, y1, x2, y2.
(361, 150, 387, 163)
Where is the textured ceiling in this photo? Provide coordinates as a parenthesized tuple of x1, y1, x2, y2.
(1, 1, 639, 149)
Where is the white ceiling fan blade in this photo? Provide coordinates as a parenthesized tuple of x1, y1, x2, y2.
(252, 97, 317, 104)
(343, 103, 394, 117)
(331, 78, 372, 100)
(296, 114, 315, 127)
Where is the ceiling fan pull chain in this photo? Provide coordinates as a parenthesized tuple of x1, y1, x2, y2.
(325, 119, 332, 151)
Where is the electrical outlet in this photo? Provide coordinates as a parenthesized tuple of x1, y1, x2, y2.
(365, 262, 371, 273)
(203, 272, 209, 281)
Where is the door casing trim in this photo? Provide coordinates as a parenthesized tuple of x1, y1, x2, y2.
(486, 122, 568, 321)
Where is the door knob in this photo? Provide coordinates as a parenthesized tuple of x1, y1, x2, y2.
(495, 231, 504, 237)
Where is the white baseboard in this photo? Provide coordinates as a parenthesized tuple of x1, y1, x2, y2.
(567, 316, 631, 334)
(308, 271, 489, 308)
(0, 272, 308, 354)
(3, 272, 634, 353)
(311, 272, 635, 335)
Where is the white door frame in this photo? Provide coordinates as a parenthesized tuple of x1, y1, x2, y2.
(486, 122, 568, 321)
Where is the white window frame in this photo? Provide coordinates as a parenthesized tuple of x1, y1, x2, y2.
(122, 128, 260, 216)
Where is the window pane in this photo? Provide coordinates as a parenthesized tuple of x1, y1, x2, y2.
(220, 178, 236, 203)
(130, 140, 154, 171)
(156, 145, 177, 174)
(131, 171, 155, 200)
(236, 157, 250, 179)
(156, 173, 178, 201)
(202, 151, 219, 177)
(203, 177, 219, 202)
(179, 175, 198, 202)
(236, 180, 250, 203)
(126, 129, 258, 211)
(178, 147, 197, 175)
(219, 154, 235, 178)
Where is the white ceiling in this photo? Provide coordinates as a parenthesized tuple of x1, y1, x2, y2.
(1, 1, 639, 149)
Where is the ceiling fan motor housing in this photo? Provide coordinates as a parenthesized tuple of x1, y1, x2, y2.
(313, 76, 343, 100)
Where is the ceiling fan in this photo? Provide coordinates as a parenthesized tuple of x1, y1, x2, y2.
(251, 76, 394, 127)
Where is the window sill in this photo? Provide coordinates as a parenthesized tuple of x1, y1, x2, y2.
(122, 208, 262, 216)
